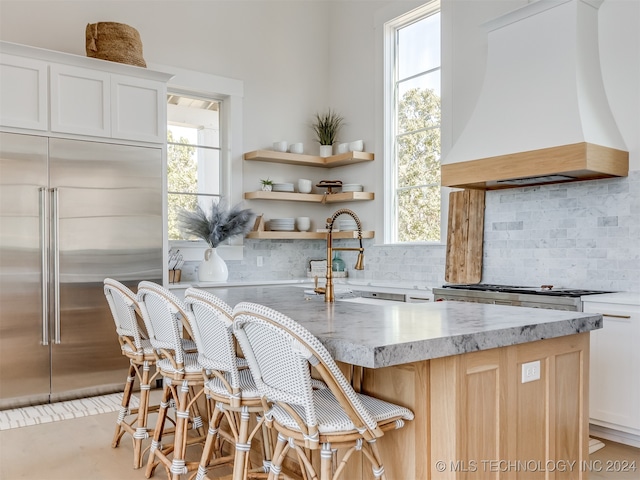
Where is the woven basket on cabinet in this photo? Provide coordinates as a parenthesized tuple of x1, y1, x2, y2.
(85, 22, 146, 68)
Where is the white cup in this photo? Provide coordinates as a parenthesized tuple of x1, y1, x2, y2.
(288, 142, 304, 154)
(349, 140, 364, 152)
(295, 217, 311, 232)
(273, 141, 287, 152)
(298, 178, 312, 193)
(336, 143, 349, 154)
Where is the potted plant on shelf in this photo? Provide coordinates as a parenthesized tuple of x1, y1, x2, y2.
(311, 109, 344, 157)
(178, 199, 254, 282)
(260, 178, 274, 191)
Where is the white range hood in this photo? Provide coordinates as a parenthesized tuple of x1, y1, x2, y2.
(441, 0, 628, 190)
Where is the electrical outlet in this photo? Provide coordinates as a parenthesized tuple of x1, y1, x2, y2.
(257, 256, 263, 267)
(521, 360, 541, 383)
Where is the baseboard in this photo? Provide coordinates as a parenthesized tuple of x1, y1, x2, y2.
(589, 423, 640, 448)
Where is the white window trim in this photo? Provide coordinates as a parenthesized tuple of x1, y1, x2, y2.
(377, 0, 449, 246)
(148, 63, 245, 262)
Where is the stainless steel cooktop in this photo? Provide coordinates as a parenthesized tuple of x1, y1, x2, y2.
(440, 284, 613, 298)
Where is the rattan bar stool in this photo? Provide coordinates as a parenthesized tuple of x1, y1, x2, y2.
(103, 278, 162, 469)
(137, 281, 208, 480)
(232, 302, 415, 480)
(183, 287, 273, 480)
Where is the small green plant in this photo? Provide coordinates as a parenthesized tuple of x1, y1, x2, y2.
(260, 178, 274, 186)
(311, 109, 344, 146)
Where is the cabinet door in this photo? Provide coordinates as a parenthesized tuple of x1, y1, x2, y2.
(0, 54, 48, 131)
(586, 302, 640, 432)
(50, 64, 110, 137)
(111, 74, 165, 143)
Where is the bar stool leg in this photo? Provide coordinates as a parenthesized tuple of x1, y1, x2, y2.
(267, 433, 289, 480)
(145, 382, 173, 479)
(132, 360, 153, 468)
(320, 443, 333, 480)
(112, 362, 136, 449)
(188, 385, 206, 438)
(194, 405, 226, 480)
(168, 380, 191, 480)
(231, 406, 252, 480)
(258, 420, 273, 475)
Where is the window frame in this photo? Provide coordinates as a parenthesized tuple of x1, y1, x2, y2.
(382, 0, 447, 246)
(166, 92, 224, 243)
(147, 63, 244, 264)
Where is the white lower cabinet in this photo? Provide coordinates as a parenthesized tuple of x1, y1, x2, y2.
(583, 294, 640, 444)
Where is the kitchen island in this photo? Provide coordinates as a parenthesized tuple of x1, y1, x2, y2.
(201, 285, 602, 479)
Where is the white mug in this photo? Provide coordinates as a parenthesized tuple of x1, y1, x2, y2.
(349, 140, 364, 152)
(288, 142, 304, 154)
(336, 143, 349, 154)
(295, 217, 311, 232)
(273, 141, 287, 152)
(298, 178, 312, 193)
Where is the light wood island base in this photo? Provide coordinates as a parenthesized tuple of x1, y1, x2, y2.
(335, 332, 590, 479)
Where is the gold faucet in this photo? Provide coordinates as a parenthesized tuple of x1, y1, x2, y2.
(314, 208, 365, 302)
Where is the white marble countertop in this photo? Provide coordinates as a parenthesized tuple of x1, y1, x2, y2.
(169, 278, 435, 297)
(195, 285, 602, 369)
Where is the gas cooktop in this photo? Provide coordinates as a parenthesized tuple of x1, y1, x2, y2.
(440, 284, 614, 297)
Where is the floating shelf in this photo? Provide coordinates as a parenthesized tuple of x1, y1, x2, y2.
(246, 230, 375, 240)
(243, 150, 374, 167)
(244, 191, 374, 203)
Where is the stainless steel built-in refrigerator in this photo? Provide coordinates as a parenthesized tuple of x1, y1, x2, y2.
(0, 131, 163, 409)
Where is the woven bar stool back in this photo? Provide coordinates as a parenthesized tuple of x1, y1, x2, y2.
(232, 302, 414, 480)
(137, 281, 207, 480)
(184, 287, 273, 480)
(103, 278, 160, 469)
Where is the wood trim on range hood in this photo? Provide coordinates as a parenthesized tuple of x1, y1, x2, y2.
(441, 142, 629, 190)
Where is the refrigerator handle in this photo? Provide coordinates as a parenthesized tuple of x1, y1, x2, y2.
(51, 187, 61, 344)
(39, 187, 49, 346)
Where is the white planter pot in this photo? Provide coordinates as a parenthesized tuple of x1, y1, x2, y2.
(198, 247, 228, 282)
(319, 145, 333, 157)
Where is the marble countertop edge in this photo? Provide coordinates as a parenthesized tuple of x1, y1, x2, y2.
(325, 313, 602, 368)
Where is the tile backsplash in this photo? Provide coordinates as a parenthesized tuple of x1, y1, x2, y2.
(201, 171, 639, 292)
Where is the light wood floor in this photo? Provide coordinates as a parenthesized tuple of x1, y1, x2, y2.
(0, 400, 638, 479)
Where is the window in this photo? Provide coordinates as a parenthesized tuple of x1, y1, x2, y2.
(167, 93, 222, 241)
(385, 3, 442, 244)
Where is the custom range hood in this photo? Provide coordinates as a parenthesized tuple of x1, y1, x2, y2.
(441, 0, 628, 190)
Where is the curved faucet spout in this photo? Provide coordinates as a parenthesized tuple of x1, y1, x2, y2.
(319, 208, 365, 302)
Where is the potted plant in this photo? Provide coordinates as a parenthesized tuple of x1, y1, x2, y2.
(311, 109, 344, 157)
(178, 199, 254, 282)
(260, 178, 274, 191)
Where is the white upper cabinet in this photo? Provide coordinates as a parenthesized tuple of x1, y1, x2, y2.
(1, 41, 172, 144)
(0, 54, 48, 131)
(50, 64, 111, 137)
(111, 74, 164, 143)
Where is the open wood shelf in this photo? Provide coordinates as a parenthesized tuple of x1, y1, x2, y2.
(244, 190, 374, 203)
(246, 230, 375, 240)
(243, 150, 374, 167)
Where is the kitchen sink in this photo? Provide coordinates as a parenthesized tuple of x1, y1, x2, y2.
(336, 296, 403, 305)
(301, 286, 405, 305)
